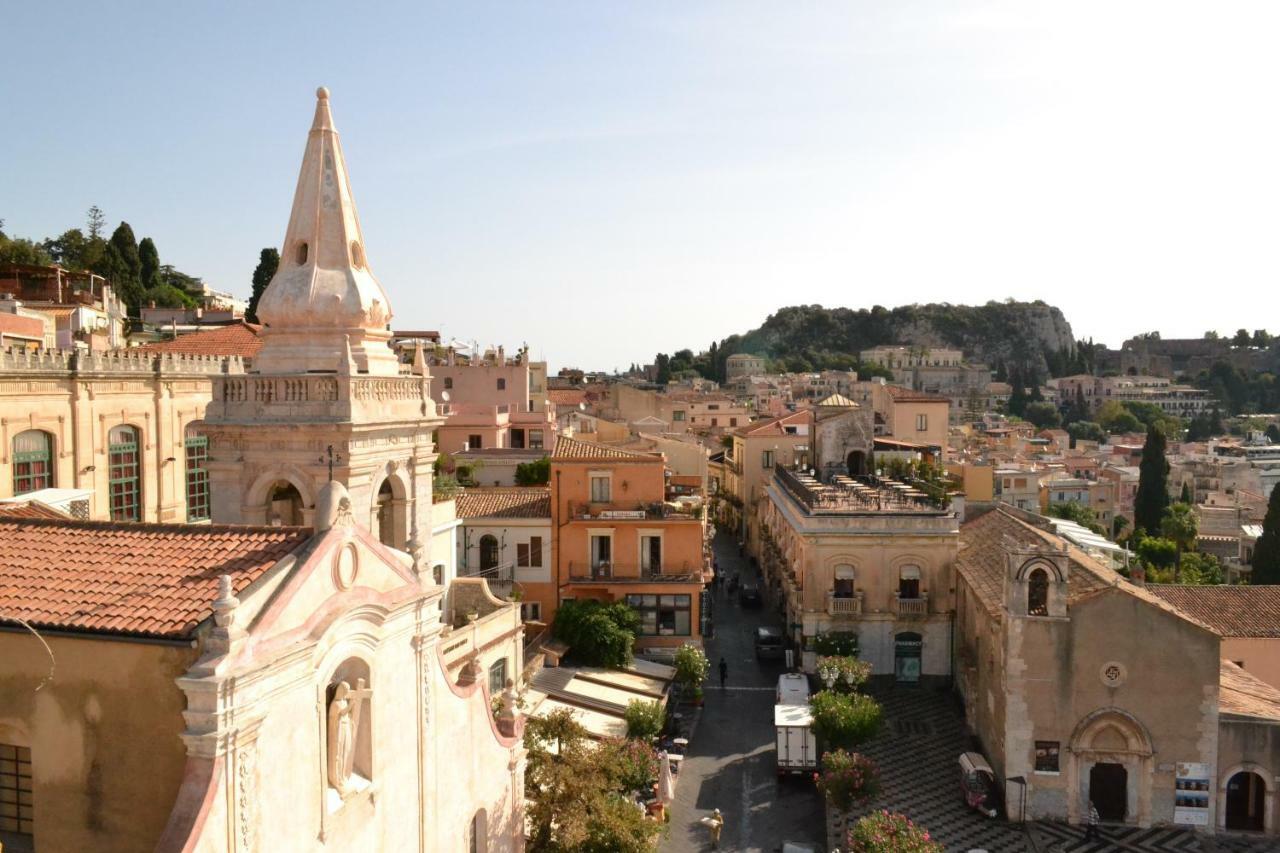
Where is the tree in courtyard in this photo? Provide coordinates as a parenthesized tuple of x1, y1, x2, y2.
(246, 247, 280, 323)
(551, 599, 639, 667)
(1047, 502, 1104, 535)
(1134, 424, 1170, 535)
(1023, 401, 1061, 430)
(1097, 400, 1143, 434)
(1251, 485, 1280, 585)
(515, 456, 550, 485)
(1160, 502, 1199, 581)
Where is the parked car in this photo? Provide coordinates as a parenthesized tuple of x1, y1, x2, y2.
(776, 672, 810, 704)
(739, 583, 762, 607)
(959, 752, 1002, 818)
(755, 626, 785, 660)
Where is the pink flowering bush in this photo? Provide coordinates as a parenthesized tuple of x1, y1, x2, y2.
(816, 749, 881, 811)
(847, 811, 942, 853)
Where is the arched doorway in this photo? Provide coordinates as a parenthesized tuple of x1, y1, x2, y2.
(479, 535, 499, 572)
(846, 450, 867, 476)
(1090, 763, 1128, 822)
(1225, 771, 1266, 831)
(375, 480, 395, 547)
(269, 481, 304, 526)
(894, 632, 922, 683)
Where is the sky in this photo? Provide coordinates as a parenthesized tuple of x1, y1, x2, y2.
(3, 2, 1279, 371)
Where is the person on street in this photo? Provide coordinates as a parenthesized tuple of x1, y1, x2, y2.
(703, 808, 723, 849)
(1083, 799, 1100, 842)
(718, 657, 728, 689)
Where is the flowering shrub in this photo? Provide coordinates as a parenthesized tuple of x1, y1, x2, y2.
(810, 690, 883, 751)
(816, 749, 880, 811)
(816, 655, 872, 693)
(596, 736, 660, 795)
(623, 699, 666, 740)
(847, 811, 942, 853)
(673, 643, 709, 690)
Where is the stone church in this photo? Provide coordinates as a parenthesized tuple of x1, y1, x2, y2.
(0, 88, 526, 853)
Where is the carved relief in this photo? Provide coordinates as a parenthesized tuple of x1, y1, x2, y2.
(236, 741, 257, 851)
(326, 679, 371, 798)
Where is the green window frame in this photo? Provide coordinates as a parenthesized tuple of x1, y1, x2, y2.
(625, 593, 692, 637)
(185, 428, 210, 522)
(108, 425, 141, 522)
(488, 658, 508, 696)
(12, 430, 53, 495)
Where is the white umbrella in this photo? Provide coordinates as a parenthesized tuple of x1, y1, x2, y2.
(657, 750, 675, 804)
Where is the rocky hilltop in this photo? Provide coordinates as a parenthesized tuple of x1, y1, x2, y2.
(717, 301, 1076, 378)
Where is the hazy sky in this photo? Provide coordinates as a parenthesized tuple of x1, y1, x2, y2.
(3, 2, 1279, 370)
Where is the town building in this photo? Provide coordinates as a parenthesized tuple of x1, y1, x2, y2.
(725, 409, 815, 551)
(456, 486, 553, 624)
(429, 343, 553, 457)
(0, 263, 127, 350)
(549, 435, 710, 655)
(725, 352, 766, 379)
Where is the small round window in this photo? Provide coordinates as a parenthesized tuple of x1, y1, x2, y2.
(350, 241, 364, 268)
(296, 242, 309, 265)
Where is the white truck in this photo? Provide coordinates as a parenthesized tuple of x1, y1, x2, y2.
(774, 701, 818, 776)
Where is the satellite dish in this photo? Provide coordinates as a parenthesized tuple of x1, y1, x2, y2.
(441, 390, 451, 402)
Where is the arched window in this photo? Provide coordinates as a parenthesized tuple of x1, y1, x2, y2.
(184, 423, 209, 521)
(833, 564, 855, 599)
(108, 425, 141, 521)
(469, 808, 488, 853)
(375, 480, 395, 547)
(479, 534, 499, 572)
(12, 430, 53, 495)
(1027, 568, 1049, 616)
(898, 565, 921, 600)
(268, 481, 304, 526)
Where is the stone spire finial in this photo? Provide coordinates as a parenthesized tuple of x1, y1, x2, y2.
(412, 340, 427, 376)
(252, 87, 399, 377)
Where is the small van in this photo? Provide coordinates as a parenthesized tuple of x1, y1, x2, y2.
(755, 626, 785, 660)
(959, 752, 1001, 818)
(776, 673, 810, 705)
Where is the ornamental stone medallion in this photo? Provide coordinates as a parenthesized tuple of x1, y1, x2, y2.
(1100, 661, 1127, 688)
(333, 542, 359, 590)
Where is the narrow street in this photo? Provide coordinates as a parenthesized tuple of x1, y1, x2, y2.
(662, 531, 826, 852)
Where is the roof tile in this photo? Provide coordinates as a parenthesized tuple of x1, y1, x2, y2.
(455, 487, 551, 520)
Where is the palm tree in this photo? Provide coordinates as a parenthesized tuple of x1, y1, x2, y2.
(1160, 503, 1199, 582)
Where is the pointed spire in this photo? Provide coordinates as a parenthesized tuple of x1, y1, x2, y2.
(252, 87, 399, 376)
(338, 335, 356, 376)
(412, 339, 427, 376)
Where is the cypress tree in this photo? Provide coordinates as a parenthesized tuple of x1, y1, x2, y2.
(245, 247, 280, 324)
(99, 222, 143, 314)
(1180, 481, 1193, 504)
(1134, 423, 1170, 535)
(138, 237, 162, 292)
(1008, 368, 1027, 417)
(1252, 486, 1280, 584)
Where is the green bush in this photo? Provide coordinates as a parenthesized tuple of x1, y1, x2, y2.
(810, 690, 883, 751)
(817, 749, 881, 811)
(552, 599, 639, 667)
(812, 631, 859, 657)
(515, 456, 551, 485)
(672, 643, 709, 690)
(847, 811, 942, 853)
(623, 700, 665, 740)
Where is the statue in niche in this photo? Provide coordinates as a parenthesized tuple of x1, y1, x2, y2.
(326, 678, 371, 797)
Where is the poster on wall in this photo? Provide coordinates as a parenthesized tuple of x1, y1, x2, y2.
(1174, 762, 1210, 826)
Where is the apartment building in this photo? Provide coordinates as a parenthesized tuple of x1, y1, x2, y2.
(725, 410, 814, 550)
(429, 345, 556, 456)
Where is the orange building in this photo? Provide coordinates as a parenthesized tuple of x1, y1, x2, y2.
(550, 435, 710, 653)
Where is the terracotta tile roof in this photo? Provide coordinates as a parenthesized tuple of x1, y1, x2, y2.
(0, 500, 68, 520)
(885, 385, 949, 402)
(548, 389, 588, 407)
(455, 487, 551, 519)
(131, 321, 263, 358)
(552, 435, 660, 462)
(0, 518, 311, 639)
(956, 506, 1211, 632)
(1147, 585, 1280, 638)
(1219, 660, 1280, 720)
(735, 410, 811, 437)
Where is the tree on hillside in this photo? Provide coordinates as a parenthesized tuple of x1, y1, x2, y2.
(1160, 502, 1198, 581)
(99, 222, 144, 314)
(1134, 424, 1170, 535)
(1232, 329, 1252, 348)
(0, 232, 53, 265)
(246, 247, 280, 323)
(1180, 481, 1193, 504)
(138, 237, 162, 292)
(86, 205, 107, 239)
(1024, 401, 1061, 430)
(1008, 368, 1027, 417)
(1252, 486, 1280, 585)
(1098, 400, 1143, 434)
(1067, 421, 1106, 446)
(1253, 330, 1272, 348)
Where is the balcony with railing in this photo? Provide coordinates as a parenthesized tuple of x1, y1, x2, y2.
(894, 593, 929, 618)
(567, 500, 703, 522)
(773, 465, 948, 516)
(458, 562, 517, 600)
(566, 561, 707, 585)
(826, 591, 864, 617)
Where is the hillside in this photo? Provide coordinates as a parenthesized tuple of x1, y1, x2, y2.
(710, 301, 1078, 380)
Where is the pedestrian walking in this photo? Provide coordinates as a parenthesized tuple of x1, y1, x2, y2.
(718, 657, 728, 689)
(699, 808, 723, 849)
(1082, 799, 1100, 842)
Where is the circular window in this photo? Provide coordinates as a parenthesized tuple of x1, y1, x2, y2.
(1099, 661, 1127, 688)
(333, 542, 359, 590)
(296, 242, 309, 265)
(350, 241, 364, 268)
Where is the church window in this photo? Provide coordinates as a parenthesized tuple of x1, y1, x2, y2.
(184, 424, 210, 521)
(1028, 568, 1049, 616)
(350, 241, 363, 268)
(108, 425, 142, 521)
(12, 430, 53, 495)
(488, 658, 508, 696)
(375, 480, 395, 547)
(0, 742, 33, 840)
(898, 565, 921, 599)
(268, 481, 304, 526)
(296, 241, 309, 265)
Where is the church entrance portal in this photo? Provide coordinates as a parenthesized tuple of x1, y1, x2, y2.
(846, 450, 867, 477)
(1225, 771, 1266, 832)
(1090, 762, 1128, 822)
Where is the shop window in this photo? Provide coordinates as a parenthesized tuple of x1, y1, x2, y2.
(12, 430, 53, 495)
(1027, 568, 1049, 616)
(1034, 741, 1060, 773)
(108, 424, 142, 522)
(184, 424, 209, 521)
(626, 593, 692, 636)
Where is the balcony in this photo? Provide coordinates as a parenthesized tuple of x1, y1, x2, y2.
(567, 500, 702, 522)
(566, 562, 707, 585)
(894, 593, 929, 618)
(827, 592, 864, 617)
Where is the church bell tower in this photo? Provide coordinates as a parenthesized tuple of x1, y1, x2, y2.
(204, 88, 442, 570)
